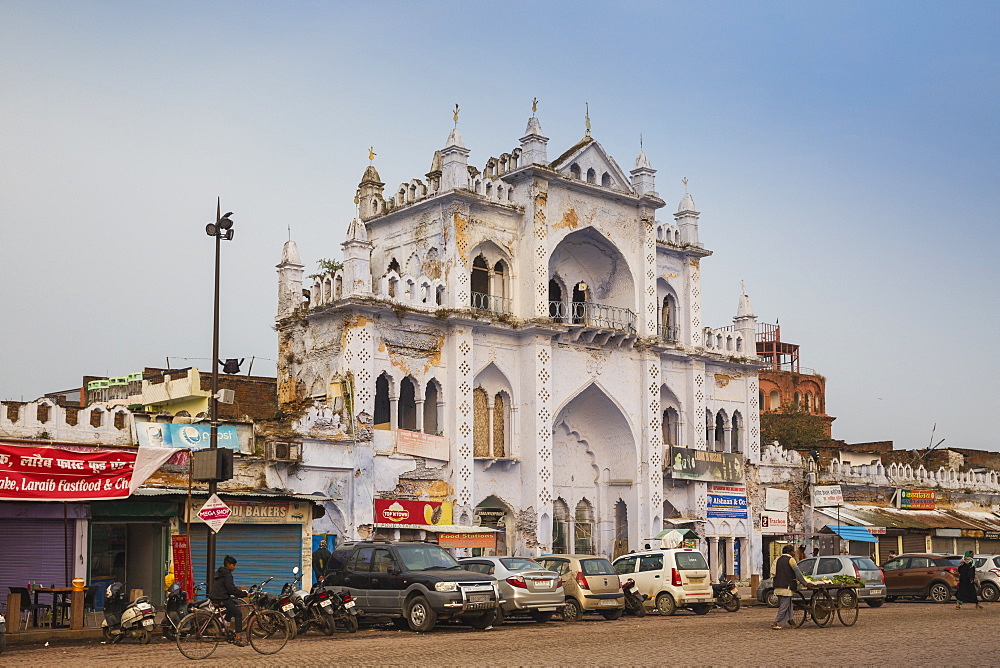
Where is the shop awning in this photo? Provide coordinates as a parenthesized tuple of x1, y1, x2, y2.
(650, 528, 696, 540)
(825, 525, 877, 543)
(373, 524, 498, 532)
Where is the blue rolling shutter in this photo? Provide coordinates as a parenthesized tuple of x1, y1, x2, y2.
(189, 523, 302, 596)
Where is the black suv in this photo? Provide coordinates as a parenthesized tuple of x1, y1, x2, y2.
(323, 540, 501, 632)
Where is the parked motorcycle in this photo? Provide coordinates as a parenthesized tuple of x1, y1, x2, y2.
(281, 567, 336, 636)
(277, 569, 302, 639)
(101, 582, 156, 644)
(712, 578, 741, 612)
(161, 582, 209, 640)
(331, 588, 359, 633)
(621, 578, 648, 617)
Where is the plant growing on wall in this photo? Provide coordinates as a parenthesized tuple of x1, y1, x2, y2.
(760, 404, 828, 450)
(308, 258, 343, 279)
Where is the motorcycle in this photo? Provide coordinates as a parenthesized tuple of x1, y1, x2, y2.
(330, 588, 359, 633)
(161, 582, 209, 640)
(621, 578, 648, 617)
(282, 567, 336, 636)
(712, 578, 741, 612)
(101, 582, 156, 644)
(277, 569, 302, 639)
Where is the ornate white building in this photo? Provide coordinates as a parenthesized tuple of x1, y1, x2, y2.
(274, 109, 764, 577)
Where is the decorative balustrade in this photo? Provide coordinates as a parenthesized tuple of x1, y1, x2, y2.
(470, 292, 512, 316)
(548, 301, 636, 334)
(656, 324, 679, 343)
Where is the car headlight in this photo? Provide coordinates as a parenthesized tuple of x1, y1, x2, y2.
(434, 582, 459, 592)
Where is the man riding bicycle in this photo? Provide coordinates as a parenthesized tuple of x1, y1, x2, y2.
(209, 555, 249, 646)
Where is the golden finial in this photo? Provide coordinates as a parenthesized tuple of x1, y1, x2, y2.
(682, 176, 689, 191)
(531, 97, 538, 116)
(368, 146, 376, 163)
(585, 102, 591, 137)
(453, 103, 460, 126)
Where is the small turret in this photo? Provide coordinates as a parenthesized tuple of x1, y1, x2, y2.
(342, 218, 373, 298)
(674, 188, 700, 246)
(733, 284, 757, 356)
(440, 127, 470, 191)
(630, 148, 656, 197)
(520, 114, 549, 166)
(358, 164, 385, 221)
(276, 239, 304, 319)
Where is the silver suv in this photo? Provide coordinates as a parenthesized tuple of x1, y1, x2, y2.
(974, 554, 1000, 602)
(757, 555, 886, 607)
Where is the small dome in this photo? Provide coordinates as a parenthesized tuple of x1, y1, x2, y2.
(445, 127, 465, 149)
(346, 217, 368, 243)
(524, 115, 543, 136)
(361, 164, 381, 184)
(280, 240, 301, 265)
(737, 292, 755, 318)
(634, 150, 652, 170)
(677, 192, 696, 213)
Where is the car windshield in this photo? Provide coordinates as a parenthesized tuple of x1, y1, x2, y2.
(675, 551, 709, 570)
(850, 557, 878, 571)
(581, 558, 615, 575)
(394, 544, 461, 570)
(499, 557, 543, 571)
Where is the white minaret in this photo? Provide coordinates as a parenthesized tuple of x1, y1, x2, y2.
(675, 189, 700, 246)
(276, 239, 304, 319)
(734, 283, 757, 355)
(630, 147, 657, 197)
(519, 112, 549, 166)
(440, 117, 470, 192)
(342, 217, 373, 297)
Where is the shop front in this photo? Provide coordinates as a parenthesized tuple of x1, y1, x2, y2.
(186, 496, 316, 595)
(0, 502, 89, 597)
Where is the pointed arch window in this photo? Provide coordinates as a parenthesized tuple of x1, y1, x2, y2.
(423, 380, 441, 435)
(601, 172, 612, 187)
(570, 163, 581, 180)
(574, 499, 594, 554)
(662, 407, 679, 446)
(473, 388, 490, 457)
(586, 167, 596, 184)
(374, 373, 391, 428)
(552, 499, 570, 553)
(398, 377, 417, 431)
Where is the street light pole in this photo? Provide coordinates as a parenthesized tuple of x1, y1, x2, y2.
(205, 199, 234, 586)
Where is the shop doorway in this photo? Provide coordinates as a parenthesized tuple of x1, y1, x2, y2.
(89, 522, 168, 609)
(474, 497, 511, 556)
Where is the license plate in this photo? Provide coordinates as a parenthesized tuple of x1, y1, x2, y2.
(689, 577, 704, 582)
(600, 599, 618, 606)
(143, 619, 154, 626)
(469, 594, 489, 603)
(320, 599, 332, 608)
(344, 600, 355, 609)
(281, 603, 294, 612)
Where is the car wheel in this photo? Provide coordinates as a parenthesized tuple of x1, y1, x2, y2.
(600, 607, 623, 621)
(530, 610, 554, 623)
(865, 599, 885, 608)
(562, 598, 583, 622)
(406, 596, 437, 632)
(981, 582, 1000, 603)
(764, 589, 779, 608)
(656, 592, 676, 616)
(885, 595, 897, 602)
(691, 603, 711, 615)
(928, 582, 952, 604)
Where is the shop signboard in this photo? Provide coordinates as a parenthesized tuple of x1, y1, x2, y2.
(985, 530, 1000, 541)
(374, 499, 454, 526)
(812, 485, 844, 508)
(437, 532, 496, 549)
(188, 499, 309, 524)
(171, 534, 195, 601)
(707, 484, 748, 519)
(765, 487, 789, 512)
(868, 527, 887, 535)
(395, 430, 449, 462)
(669, 447, 744, 483)
(196, 493, 231, 533)
(137, 423, 241, 450)
(0, 441, 175, 501)
(898, 489, 936, 510)
(760, 511, 788, 534)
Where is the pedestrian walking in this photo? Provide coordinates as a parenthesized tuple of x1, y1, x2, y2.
(796, 544, 807, 561)
(956, 550, 982, 610)
(313, 539, 332, 583)
(209, 555, 249, 646)
(772, 545, 811, 630)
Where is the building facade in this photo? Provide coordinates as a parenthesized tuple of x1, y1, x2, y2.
(275, 110, 765, 577)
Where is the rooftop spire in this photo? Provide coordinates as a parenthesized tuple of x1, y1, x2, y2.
(585, 102, 591, 138)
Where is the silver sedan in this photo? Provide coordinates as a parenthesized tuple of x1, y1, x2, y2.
(458, 556, 564, 623)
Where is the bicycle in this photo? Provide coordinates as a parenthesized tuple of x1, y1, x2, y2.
(791, 583, 860, 628)
(175, 595, 290, 660)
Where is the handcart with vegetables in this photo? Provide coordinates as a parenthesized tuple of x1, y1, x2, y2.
(791, 575, 863, 627)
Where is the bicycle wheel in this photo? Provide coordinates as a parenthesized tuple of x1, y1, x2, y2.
(838, 589, 859, 627)
(176, 610, 222, 661)
(811, 589, 835, 627)
(248, 610, 290, 656)
(792, 593, 809, 628)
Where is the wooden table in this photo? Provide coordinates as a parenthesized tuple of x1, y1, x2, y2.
(33, 587, 75, 628)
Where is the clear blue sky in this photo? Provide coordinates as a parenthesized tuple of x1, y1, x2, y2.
(2, 1, 997, 451)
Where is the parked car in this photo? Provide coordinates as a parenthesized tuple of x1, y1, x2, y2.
(880, 553, 960, 603)
(535, 554, 624, 621)
(973, 554, 1000, 602)
(756, 555, 886, 607)
(458, 556, 564, 623)
(612, 548, 714, 615)
(322, 540, 501, 632)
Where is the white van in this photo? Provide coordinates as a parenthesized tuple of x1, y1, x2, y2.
(612, 548, 715, 615)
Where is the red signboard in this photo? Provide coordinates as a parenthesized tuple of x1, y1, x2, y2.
(171, 534, 195, 601)
(374, 498, 451, 525)
(0, 442, 176, 501)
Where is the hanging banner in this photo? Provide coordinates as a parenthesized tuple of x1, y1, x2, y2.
(137, 422, 241, 450)
(0, 442, 176, 501)
(374, 499, 453, 526)
(669, 447, 744, 483)
(171, 534, 195, 601)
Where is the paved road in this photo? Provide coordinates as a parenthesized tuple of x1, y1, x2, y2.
(8, 601, 999, 666)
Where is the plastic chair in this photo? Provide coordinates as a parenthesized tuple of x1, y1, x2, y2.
(9, 586, 52, 629)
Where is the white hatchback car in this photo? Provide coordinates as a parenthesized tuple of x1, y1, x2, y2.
(612, 548, 714, 615)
